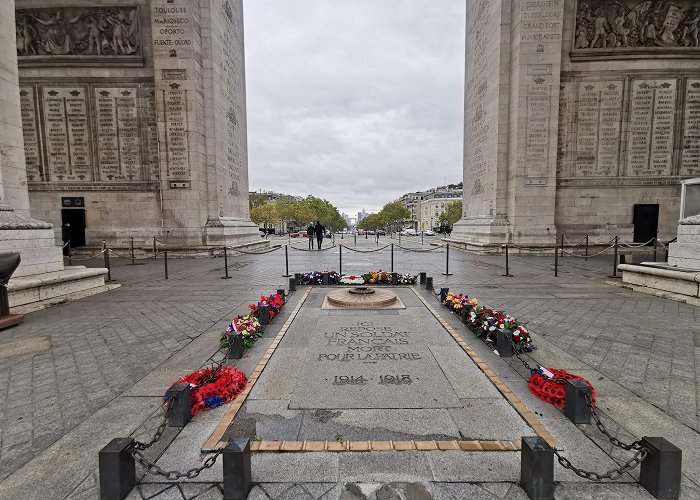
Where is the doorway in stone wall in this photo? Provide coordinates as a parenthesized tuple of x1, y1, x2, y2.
(633, 204, 659, 244)
(61, 208, 86, 248)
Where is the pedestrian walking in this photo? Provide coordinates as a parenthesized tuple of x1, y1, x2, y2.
(314, 221, 325, 249)
(306, 222, 315, 250)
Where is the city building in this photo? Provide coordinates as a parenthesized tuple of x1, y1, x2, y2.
(398, 184, 462, 231)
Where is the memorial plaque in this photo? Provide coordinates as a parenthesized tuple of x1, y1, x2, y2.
(141, 86, 160, 180)
(163, 86, 190, 179)
(289, 317, 462, 409)
(525, 79, 551, 184)
(42, 87, 93, 181)
(95, 87, 142, 181)
(575, 81, 623, 177)
(682, 79, 700, 176)
(626, 80, 676, 177)
(20, 86, 43, 182)
(151, 2, 194, 59)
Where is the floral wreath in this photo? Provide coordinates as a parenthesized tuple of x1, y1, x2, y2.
(166, 366, 247, 416)
(528, 368, 596, 409)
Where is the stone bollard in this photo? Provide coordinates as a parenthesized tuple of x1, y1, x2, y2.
(520, 436, 554, 500)
(440, 287, 449, 302)
(165, 383, 192, 427)
(640, 437, 682, 499)
(99, 438, 136, 500)
(495, 329, 514, 357)
(228, 333, 243, 360)
(322, 272, 329, 285)
(289, 277, 296, 292)
(223, 439, 252, 500)
(425, 277, 433, 291)
(257, 302, 270, 325)
(391, 272, 398, 285)
(563, 380, 591, 425)
(294, 273, 302, 285)
(419, 272, 426, 285)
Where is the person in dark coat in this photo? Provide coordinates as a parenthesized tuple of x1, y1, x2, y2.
(314, 221, 325, 249)
(306, 222, 315, 249)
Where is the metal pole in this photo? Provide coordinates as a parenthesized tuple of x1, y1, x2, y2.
(554, 239, 559, 277)
(502, 244, 513, 277)
(104, 243, 112, 282)
(560, 234, 564, 257)
(339, 245, 342, 275)
(153, 236, 157, 259)
(391, 243, 394, 273)
(283, 245, 291, 277)
(653, 236, 658, 262)
(164, 250, 169, 280)
(611, 236, 619, 278)
(130, 237, 135, 265)
(442, 244, 453, 275)
(67, 240, 72, 266)
(222, 246, 231, 279)
(354, 234, 357, 246)
(421, 231, 424, 245)
(585, 235, 589, 261)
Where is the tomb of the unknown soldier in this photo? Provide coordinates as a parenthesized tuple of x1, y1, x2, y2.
(0, 0, 698, 499)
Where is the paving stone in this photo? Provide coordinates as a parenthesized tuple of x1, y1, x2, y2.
(449, 399, 533, 441)
(338, 451, 433, 482)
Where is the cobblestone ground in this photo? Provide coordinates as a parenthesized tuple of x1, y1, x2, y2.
(0, 234, 697, 498)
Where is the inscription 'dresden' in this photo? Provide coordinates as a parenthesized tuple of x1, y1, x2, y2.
(319, 322, 421, 363)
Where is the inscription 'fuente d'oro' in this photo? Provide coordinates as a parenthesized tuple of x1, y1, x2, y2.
(318, 322, 421, 363)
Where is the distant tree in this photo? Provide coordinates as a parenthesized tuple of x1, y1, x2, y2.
(438, 200, 462, 230)
(250, 202, 278, 235)
(249, 193, 269, 210)
(378, 201, 411, 233)
(357, 213, 382, 231)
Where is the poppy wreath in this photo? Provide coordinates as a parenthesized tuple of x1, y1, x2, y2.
(167, 366, 247, 416)
(528, 368, 596, 409)
(249, 293, 285, 319)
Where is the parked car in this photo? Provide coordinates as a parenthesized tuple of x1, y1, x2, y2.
(377, 229, 386, 236)
(423, 229, 435, 236)
(400, 229, 418, 236)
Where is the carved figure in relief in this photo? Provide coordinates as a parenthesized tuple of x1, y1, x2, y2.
(681, 7, 699, 46)
(16, 15, 37, 55)
(591, 9, 611, 48)
(612, 7, 630, 46)
(32, 9, 79, 55)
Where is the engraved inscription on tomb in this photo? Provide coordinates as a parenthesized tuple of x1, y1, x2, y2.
(15, 7, 141, 58)
(95, 87, 142, 181)
(682, 79, 700, 176)
(151, 2, 194, 59)
(626, 79, 676, 176)
(521, 0, 563, 43)
(575, 81, 623, 177)
(573, 0, 700, 52)
(319, 323, 421, 364)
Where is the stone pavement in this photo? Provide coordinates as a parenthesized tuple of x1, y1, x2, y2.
(0, 234, 697, 499)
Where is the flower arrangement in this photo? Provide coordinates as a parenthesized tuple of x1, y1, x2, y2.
(340, 275, 365, 285)
(166, 366, 247, 415)
(397, 274, 417, 284)
(442, 292, 533, 352)
(301, 271, 340, 285)
(361, 271, 391, 284)
(220, 314, 262, 349)
(249, 293, 285, 319)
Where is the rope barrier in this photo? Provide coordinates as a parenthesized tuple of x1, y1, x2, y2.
(396, 244, 444, 253)
(561, 244, 616, 258)
(108, 248, 164, 260)
(340, 244, 390, 253)
(233, 246, 284, 255)
(62, 249, 107, 261)
(563, 235, 587, 247)
(288, 243, 336, 252)
(619, 237, 656, 248)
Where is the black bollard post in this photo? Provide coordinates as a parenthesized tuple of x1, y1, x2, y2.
(294, 273, 302, 285)
(289, 277, 296, 292)
(164, 250, 169, 280)
(425, 276, 433, 291)
(354, 234, 357, 246)
(258, 302, 270, 325)
(104, 243, 112, 282)
(130, 237, 135, 265)
(228, 333, 243, 360)
(496, 329, 514, 357)
(339, 245, 342, 276)
(563, 380, 591, 424)
(99, 438, 136, 500)
(639, 437, 682, 499)
(165, 383, 192, 427)
(560, 233, 565, 257)
(503, 244, 513, 277)
(421, 231, 424, 245)
(520, 436, 554, 500)
(653, 236, 658, 262)
(419, 272, 426, 285)
(282, 245, 291, 277)
(391, 244, 394, 273)
(610, 236, 619, 278)
(222, 246, 232, 279)
(391, 272, 398, 285)
(442, 244, 453, 276)
(585, 235, 589, 261)
(223, 439, 252, 500)
(153, 236, 157, 259)
(322, 272, 329, 285)
(440, 287, 449, 302)
(554, 238, 559, 278)
(67, 240, 72, 266)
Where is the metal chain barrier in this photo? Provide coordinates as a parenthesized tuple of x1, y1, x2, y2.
(340, 244, 390, 253)
(132, 399, 173, 451)
(233, 246, 284, 255)
(288, 244, 336, 252)
(554, 447, 647, 482)
(619, 237, 656, 248)
(396, 244, 444, 253)
(108, 248, 165, 260)
(132, 448, 222, 481)
(62, 249, 107, 261)
(561, 244, 615, 258)
(585, 393, 644, 451)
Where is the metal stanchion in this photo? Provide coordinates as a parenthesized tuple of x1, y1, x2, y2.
(442, 244, 453, 276)
(164, 250, 169, 280)
(610, 236, 619, 278)
(560, 233, 564, 257)
(653, 236, 658, 262)
(354, 234, 357, 246)
(130, 237, 135, 265)
(339, 245, 342, 275)
(283, 245, 291, 277)
(67, 240, 72, 266)
(104, 245, 112, 282)
(585, 235, 589, 261)
(502, 244, 513, 277)
(554, 239, 559, 277)
(390, 243, 394, 273)
(421, 232, 424, 245)
(153, 236, 157, 259)
(222, 246, 232, 279)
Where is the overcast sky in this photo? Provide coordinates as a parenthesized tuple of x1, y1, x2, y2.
(244, 0, 465, 217)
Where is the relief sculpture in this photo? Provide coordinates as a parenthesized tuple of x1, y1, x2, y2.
(16, 7, 140, 57)
(575, 0, 700, 50)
